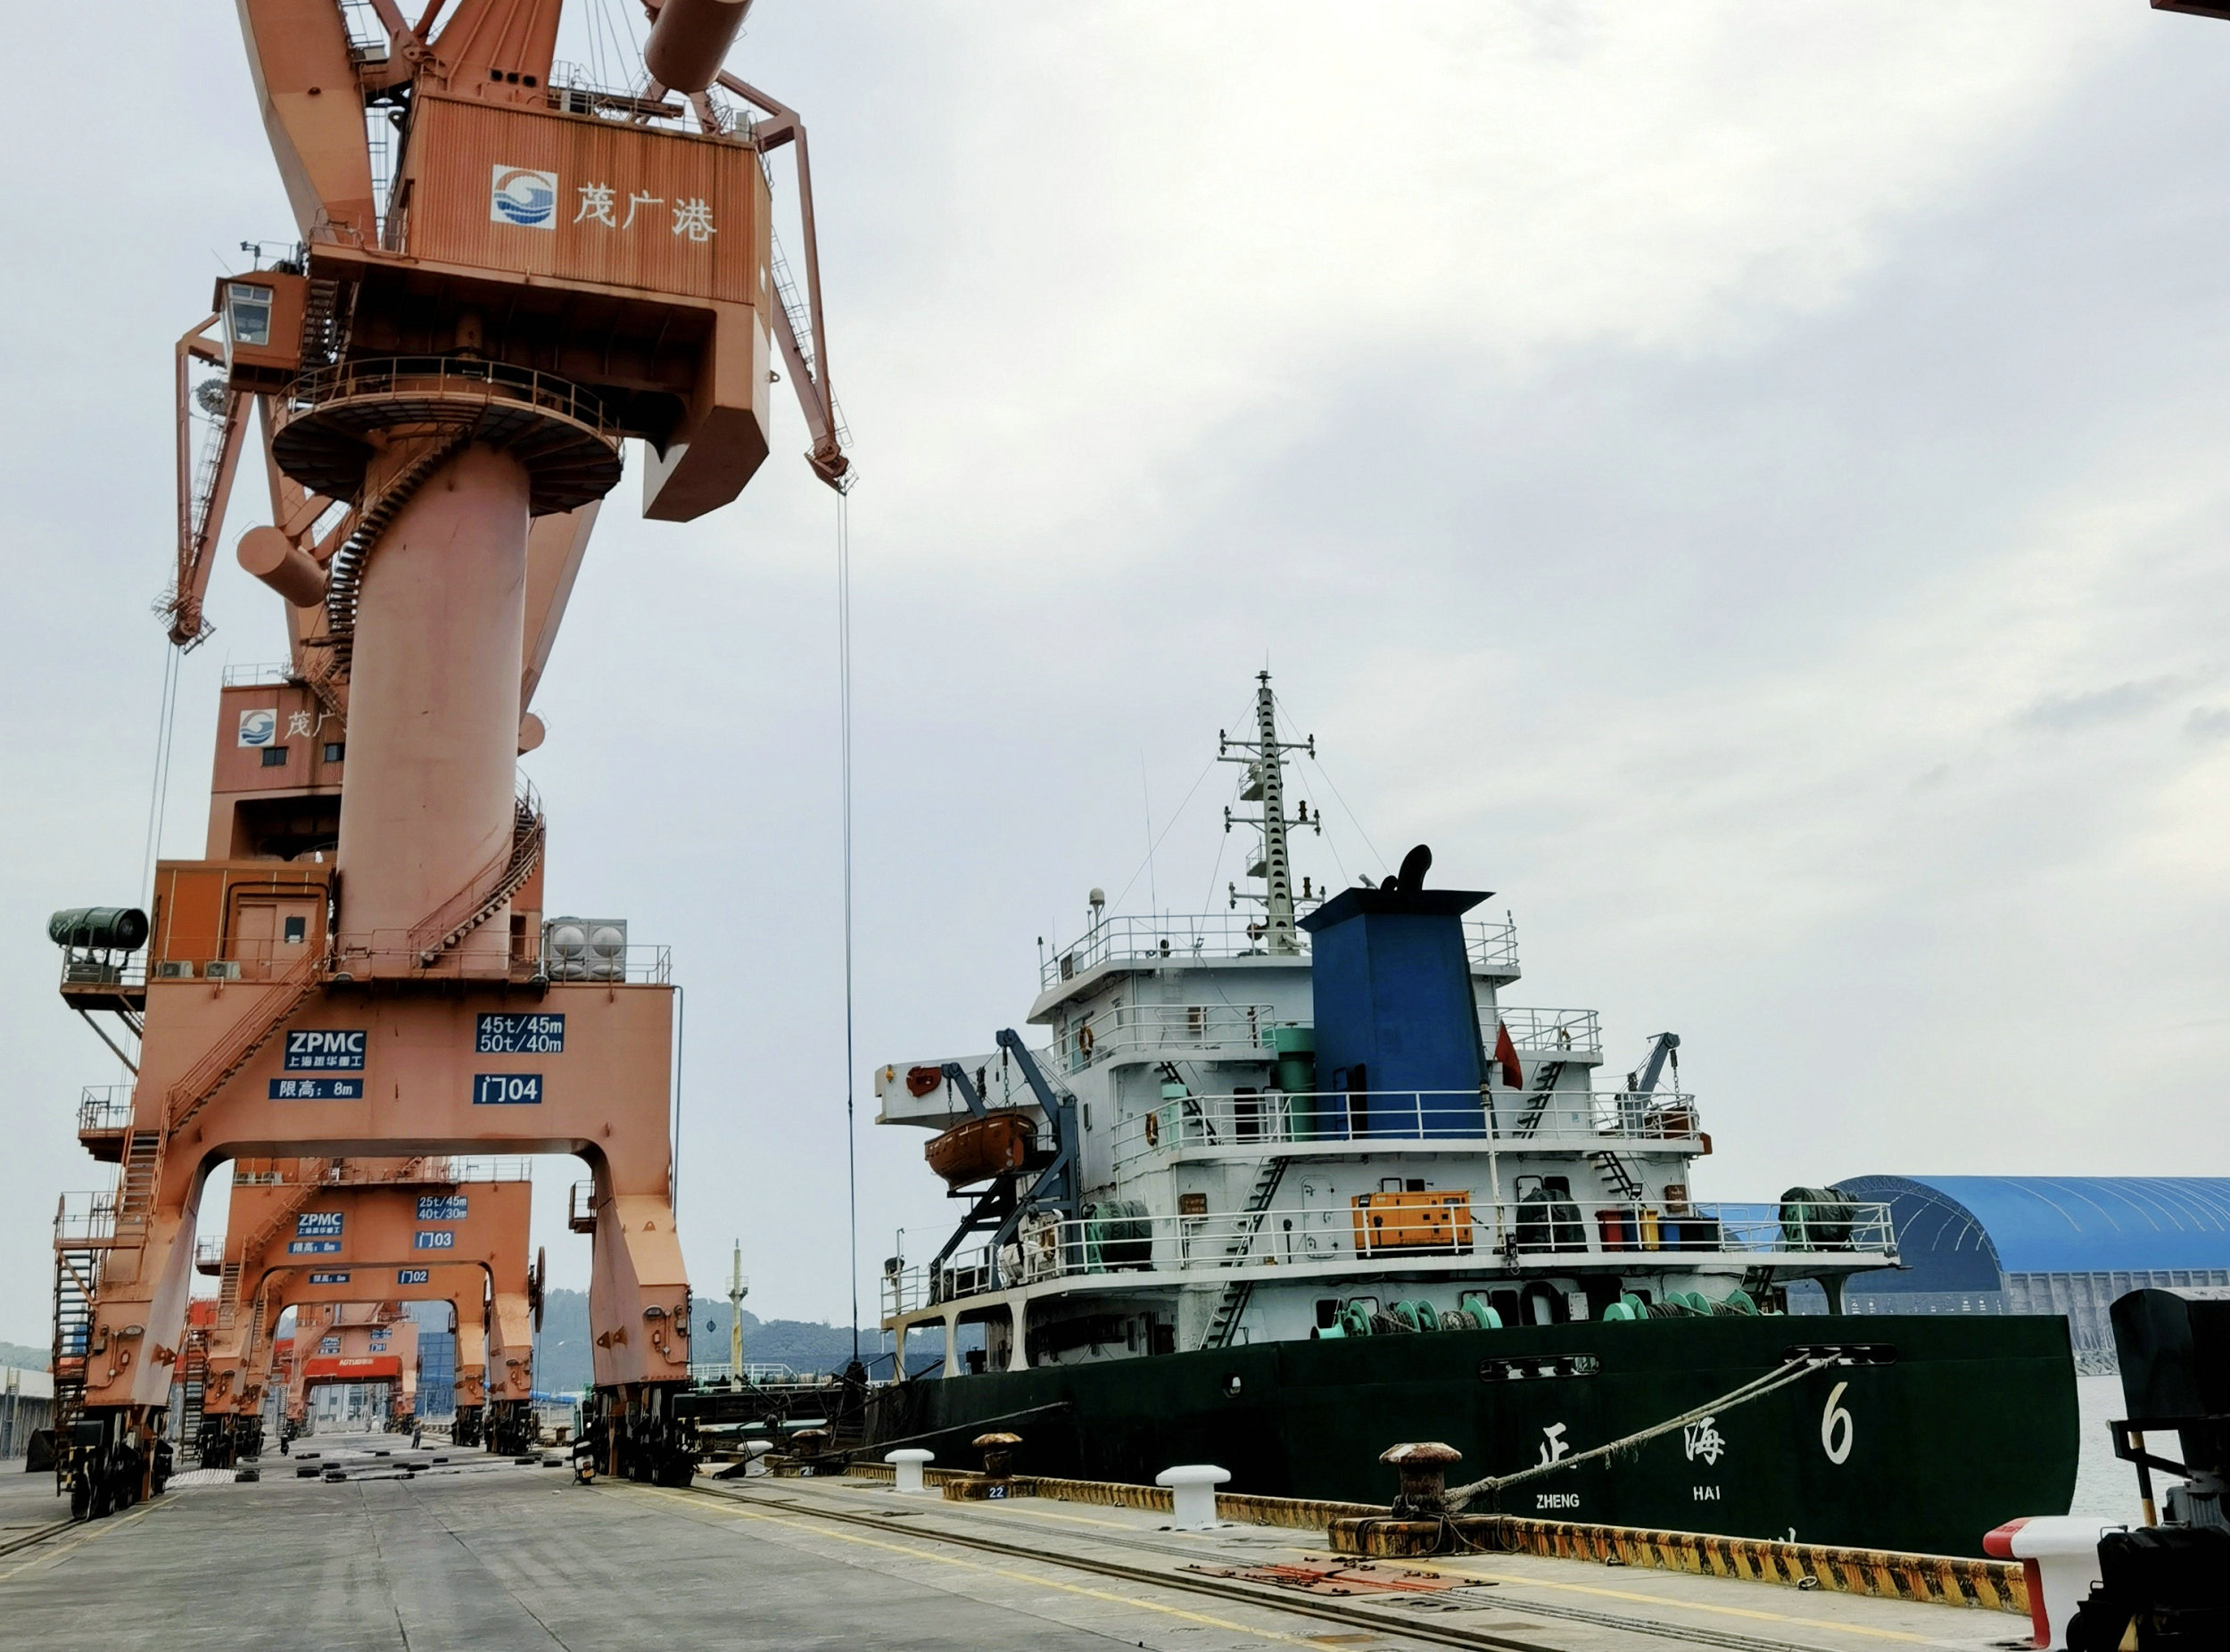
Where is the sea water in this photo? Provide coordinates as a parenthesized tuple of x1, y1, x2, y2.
(2067, 1372, 2143, 1524)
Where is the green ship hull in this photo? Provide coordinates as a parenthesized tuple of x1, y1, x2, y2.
(864, 1313, 2077, 1557)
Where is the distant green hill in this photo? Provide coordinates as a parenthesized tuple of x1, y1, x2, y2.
(532, 1289, 899, 1395)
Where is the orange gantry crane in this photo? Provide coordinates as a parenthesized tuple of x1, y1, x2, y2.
(271, 1262, 502, 1445)
(285, 1306, 421, 1432)
(48, 0, 841, 1517)
(192, 1159, 538, 1464)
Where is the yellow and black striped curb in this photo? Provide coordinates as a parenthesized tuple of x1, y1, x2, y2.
(1326, 1513, 2028, 1616)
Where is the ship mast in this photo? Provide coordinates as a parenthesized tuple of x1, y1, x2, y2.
(1222, 672, 1319, 955)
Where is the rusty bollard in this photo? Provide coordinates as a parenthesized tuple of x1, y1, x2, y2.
(1381, 1441, 1462, 1518)
(975, 1431, 1021, 1479)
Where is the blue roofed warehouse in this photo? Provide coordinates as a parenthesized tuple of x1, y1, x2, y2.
(1823, 1176, 2230, 1361)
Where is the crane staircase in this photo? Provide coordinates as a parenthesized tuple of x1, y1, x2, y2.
(51, 1204, 104, 1486)
(407, 791, 544, 968)
(320, 425, 479, 678)
(165, 953, 324, 1137)
(177, 1329, 209, 1462)
(1200, 1156, 1292, 1351)
(112, 1129, 162, 1240)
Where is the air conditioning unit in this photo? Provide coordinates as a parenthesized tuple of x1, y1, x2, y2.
(153, 960, 196, 980)
(542, 917, 627, 981)
(205, 961, 243, 981)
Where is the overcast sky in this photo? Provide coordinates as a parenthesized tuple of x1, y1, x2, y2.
(4, 3, 2229, 1350)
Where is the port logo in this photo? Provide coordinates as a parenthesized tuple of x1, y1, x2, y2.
(417, 1194, 467, 1221)
(473, 1073, 542, 1106)
(237, 707, 277, 748)
(296, 1211, 343, 1238)
(415, 1230, 457, 1251)
(285, 1030, 366, 1072)
(319, 1336, 341, 1354)
(396, 1268, 430, 1285)
(491, 165, 558, 229)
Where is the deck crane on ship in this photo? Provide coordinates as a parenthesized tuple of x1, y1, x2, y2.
(45, 0, 847, 1517)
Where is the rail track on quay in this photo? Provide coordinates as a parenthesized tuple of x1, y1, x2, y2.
(643, 1477, 1925, 1652)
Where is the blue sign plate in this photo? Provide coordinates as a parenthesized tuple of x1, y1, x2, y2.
(284, 1030, 366, 1072)
(269, 1078, 361, 1100)
(476, 1012, 565, 1054)
(296, 1212, 343, 1237)
(396, 1268, 431, 1285)
(417, 1194, 468, 1221)
(414, 1230, 457, 1251)
(309, 1271, 351, 1285)
(472, 1073, 542, 1106)
(288, 1240, 341, 1255)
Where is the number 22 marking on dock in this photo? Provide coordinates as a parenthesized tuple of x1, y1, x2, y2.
(1821, 1381, 1854, 1465)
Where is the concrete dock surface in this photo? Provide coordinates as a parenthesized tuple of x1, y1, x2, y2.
(0, 1437, 2039, 1650)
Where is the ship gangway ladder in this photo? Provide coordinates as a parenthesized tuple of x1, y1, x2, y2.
(1590, 1032, 1681, 1205)
(1201, 1154, 1293, 1351)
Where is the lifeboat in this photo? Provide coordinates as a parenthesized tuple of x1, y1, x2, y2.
(925, 1111, 1036, 1187)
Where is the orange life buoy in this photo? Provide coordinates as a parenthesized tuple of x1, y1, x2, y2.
(1078, 1023, 1095, 1057)
(1144, 1111, 1160, 1148)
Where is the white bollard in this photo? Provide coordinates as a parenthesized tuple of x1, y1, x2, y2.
(886, 1448, 935, 1494)
(1984, 1516, 2120, 1650)
(1155, 1464, 1232, 1531)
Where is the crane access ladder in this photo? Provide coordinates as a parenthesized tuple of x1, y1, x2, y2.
(51, 1205, 105, 1485)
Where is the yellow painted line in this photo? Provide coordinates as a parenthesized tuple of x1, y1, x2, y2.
(1421, 1558, 1939, 1645)
(630, 1487, 1322, 1647)
(0, 1500, 164, 1583)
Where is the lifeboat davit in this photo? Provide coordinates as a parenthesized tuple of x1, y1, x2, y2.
(925, 1111, 1036, 1187)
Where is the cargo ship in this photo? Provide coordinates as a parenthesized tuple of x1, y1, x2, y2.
(863, 674, 2077, 1557)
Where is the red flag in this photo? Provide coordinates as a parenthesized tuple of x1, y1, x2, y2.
(1493, 1022, 1524, 1089)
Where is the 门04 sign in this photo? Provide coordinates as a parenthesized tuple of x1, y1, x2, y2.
(473, 1073, 542, 1105)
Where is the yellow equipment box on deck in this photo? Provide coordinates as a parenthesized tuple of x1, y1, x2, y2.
(1351, 1191, 1474, 1256)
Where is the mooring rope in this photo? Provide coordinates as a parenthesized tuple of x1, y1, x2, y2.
(1442, 1353, 1831, 1512)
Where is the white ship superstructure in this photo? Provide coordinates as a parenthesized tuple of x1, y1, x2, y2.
(878, 676, 1895, 1375)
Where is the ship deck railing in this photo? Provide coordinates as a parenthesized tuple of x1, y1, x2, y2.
(1042, 912, 1520, 990)
(1493, 1006, 1602, 1054)
(1108, 1087, 1704, 1168)
(687, 1361, 800, 1386)
(881, 1197, 1896, 1317)
(1058, 1004, 1604, 1074)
